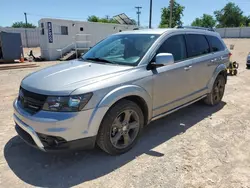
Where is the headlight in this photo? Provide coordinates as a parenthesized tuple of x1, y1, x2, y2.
(42, 93, 93, 112)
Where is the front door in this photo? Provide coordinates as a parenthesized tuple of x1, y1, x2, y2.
(152, 34, 193, 117)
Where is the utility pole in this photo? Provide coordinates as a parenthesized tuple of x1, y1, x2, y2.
(24, 12, 29, 48)
(135, 6, 142, 27)
(149, 0, 153, 28)
(169, 0, 174, 28)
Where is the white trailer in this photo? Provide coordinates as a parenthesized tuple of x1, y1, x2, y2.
(38, 18, 136, 60)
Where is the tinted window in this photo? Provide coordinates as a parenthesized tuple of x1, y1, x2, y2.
(186, 34, 210, 58)
(157, 35, 187, 61)
(207, 35, 225, 52)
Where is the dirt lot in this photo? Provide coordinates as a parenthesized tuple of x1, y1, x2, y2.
(0, 39, 250, 188)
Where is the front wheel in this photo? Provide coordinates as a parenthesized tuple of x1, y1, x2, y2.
(97, 99, 144, 155)
(204, 75, 226, 106)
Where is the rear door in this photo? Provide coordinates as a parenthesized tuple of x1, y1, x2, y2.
(206, 35, 229, 69)
(185, 34, 212, 93)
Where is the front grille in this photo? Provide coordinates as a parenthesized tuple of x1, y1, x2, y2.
(18, 87, 47, 114)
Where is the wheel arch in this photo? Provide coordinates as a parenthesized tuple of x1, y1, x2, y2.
(99, 85, 152, 124)
(208, 64, 227, 92)
(87, 85, 152, 137)
(108, 95, 149, 126)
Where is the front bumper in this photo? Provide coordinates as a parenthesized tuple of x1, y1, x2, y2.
(15, 122, 96, 152)
(13, 99, 108, 151)
(14, 114, 45, 151)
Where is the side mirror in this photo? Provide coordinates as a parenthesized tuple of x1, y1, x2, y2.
(151, 53, 174, 68)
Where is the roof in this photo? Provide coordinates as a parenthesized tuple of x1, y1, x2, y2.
(119, 28, 174, 35)
(118, 28, 220, 37)
(38, 18, 136, 27)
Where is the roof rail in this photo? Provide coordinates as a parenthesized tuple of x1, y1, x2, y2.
(175, 26, 215, 32)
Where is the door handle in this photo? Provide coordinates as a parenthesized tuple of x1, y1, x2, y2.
(184, 66, 192, 70)
(210, 58, 217, 62)
(220, 56, 227, 60)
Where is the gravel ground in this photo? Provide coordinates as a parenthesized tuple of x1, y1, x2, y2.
(0, 39, 250, 188)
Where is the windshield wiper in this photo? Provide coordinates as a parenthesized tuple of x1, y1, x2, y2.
(85, 57, 114, 64)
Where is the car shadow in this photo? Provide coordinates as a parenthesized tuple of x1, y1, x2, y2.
(4, 101, 226, 188)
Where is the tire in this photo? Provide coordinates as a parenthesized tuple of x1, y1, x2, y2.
(97, 99, 144, 155)
(233, 70, 238, 76)
(247, 65, 250, 69)
(204, 75, 226, 106)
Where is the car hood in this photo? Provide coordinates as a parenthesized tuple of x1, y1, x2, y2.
(21, 60, 133, 95)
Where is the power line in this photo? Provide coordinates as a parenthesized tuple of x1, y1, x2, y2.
(169, 0, 174, 28)
(135, 6, 142, 27)
(149, 0, 153, 28)
(24, 12, 29, 48)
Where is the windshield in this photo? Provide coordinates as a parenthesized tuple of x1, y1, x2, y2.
(82, 34, 160, 66)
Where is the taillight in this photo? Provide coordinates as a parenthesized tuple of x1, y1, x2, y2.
(229, 52, 232, 60)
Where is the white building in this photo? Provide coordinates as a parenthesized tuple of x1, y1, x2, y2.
(38, 18, 137, 60)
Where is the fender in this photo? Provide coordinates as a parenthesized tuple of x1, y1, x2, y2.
(86, 85, 152, 136)
(99, 85, 152, 108)
(207, 63, 227, 92)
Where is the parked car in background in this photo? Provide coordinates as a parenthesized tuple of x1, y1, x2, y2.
(247, 52, 250, 68)
(13, 27, 230, 155)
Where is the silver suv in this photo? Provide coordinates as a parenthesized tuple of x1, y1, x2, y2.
(14, 27, 230, 155)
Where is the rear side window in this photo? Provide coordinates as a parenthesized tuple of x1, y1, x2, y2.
(157, 35, 187, 62)
(206, 35, 225, 52)
(185, 34, 210, 58)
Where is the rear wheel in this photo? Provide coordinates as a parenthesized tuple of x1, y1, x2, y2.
(233, 69, 238, 75)
(97, 99, 144, 155)
(204, 75, 225, 106)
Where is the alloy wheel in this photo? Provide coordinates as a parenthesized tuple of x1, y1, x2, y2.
(110, 109, 140, 149)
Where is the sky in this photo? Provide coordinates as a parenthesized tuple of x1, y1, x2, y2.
(0, 0, 250, 28)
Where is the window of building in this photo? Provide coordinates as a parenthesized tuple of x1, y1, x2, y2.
(80, 27, 83, 31)
(157, 35, 187, 62)
(61, 26, 68, 35)
(40, 23, 44, 35)
(185, 34, 210, 58)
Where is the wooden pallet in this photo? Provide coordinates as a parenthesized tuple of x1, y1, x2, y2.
(0, 63, 39, 71)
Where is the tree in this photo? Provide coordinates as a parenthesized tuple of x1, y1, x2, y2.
(214, 2, 246, 27)
(87, 15, 99, 22)
(159, 1, 185, 28)
(87, 15, 136, 25)
(191, 14, 216, 28)
(242, 16, 250, 27)
(12, 21, 36, 28)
